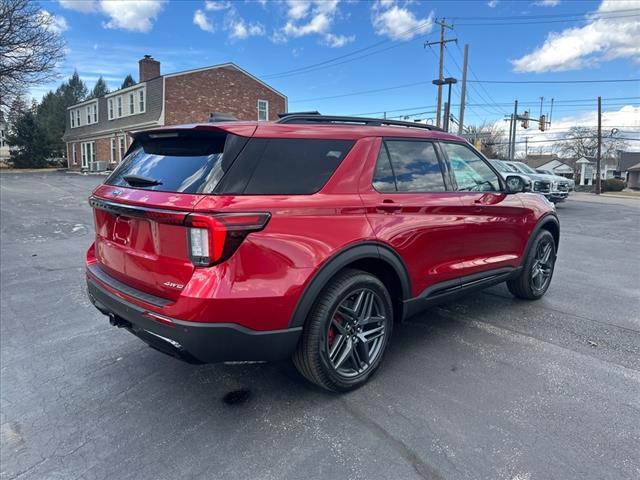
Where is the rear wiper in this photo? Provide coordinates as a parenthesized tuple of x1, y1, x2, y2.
(122, 174, 163, 187)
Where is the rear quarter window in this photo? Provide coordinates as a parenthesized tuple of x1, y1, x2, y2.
(218, 138, 354, 195)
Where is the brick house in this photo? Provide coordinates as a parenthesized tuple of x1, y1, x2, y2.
(62, 56, 287, 170)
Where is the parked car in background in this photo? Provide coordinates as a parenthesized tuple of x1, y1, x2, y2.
(490, 160, 532, 190)
(490, 159, 551, 197)
(537, 168, 575, 191)
(506, 161, 568, 202)
(86, 114, 559, 392)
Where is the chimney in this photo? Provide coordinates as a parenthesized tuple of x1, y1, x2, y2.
(139, 55, 160, 83)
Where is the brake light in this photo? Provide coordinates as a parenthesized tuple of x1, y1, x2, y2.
(185, 212, 270, 267)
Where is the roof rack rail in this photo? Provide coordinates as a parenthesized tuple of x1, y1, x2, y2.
(276, 114, 444, 132)
(277, 111, 321, 119)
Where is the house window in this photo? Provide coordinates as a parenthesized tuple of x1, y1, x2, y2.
(129, 93, 134, 114)
(139, 90, 144, 112)
(76, 110, 81, 127)
(119, 136, 125, 160)
(110, 138, 116, 162)
(108, 99, 114, 120)
(70, 111, 75, 128)
(258, 100, 268, 121)
(72, 143, 77, 165)
(117, 97, 122, 117)
(93, 104, 98, 123)
(86, 106, 91, 124)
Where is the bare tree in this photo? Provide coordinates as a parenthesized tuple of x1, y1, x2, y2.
(556, 126, 627, 161)
(465, 123, 508, 159)
(0, 0, 66, 111)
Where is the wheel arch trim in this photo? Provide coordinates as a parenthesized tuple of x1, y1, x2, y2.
(523, 213, 560, 264)
(288, 242, 411, 328)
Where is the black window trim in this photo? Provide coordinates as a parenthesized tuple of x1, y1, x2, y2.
(372, 137, 453, 194)
(437, 140, 506, 193)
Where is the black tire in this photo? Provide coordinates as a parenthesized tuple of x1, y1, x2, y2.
(507, 230, 556, 300)
(292, 268, 393, 392)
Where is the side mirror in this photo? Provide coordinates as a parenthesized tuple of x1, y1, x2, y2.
(505, 175, 530, 193)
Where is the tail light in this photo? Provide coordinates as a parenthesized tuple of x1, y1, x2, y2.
(185, 212, 270, 267)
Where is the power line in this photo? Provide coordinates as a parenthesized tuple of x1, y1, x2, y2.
(454, 13, 640, 26)
(290, 79, 639, 103)
(447, 8, 640, 21)
(468, 78, 639, 84)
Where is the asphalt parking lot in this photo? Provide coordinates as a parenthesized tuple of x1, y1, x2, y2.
(1, 171, 639, 480)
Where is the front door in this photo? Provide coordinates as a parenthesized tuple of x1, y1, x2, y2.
(439, 141, 529, 278)
(361, 138, 468, 298)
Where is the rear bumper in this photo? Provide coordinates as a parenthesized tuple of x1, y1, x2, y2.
(87, 276, 302, 364)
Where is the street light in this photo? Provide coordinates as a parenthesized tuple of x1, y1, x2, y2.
(432, 77, 457, 131)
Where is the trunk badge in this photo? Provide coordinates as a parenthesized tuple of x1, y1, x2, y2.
(112, 189, 123, 196)
(163, 281, 184, 289)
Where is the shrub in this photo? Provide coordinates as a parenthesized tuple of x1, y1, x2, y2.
(602, 178, 625, 192)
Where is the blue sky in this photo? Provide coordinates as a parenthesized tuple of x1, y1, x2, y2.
(39, 0, 639, 146)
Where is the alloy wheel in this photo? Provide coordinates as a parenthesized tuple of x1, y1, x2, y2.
(324, 288, 388, 378)
(531, 239, 554, 293)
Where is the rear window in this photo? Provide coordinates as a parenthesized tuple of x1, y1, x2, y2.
(105, 131, 247, 194)
(217, 138, 354, 195)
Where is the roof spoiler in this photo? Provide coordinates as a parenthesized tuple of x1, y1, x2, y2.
(209, 112, 238, 123)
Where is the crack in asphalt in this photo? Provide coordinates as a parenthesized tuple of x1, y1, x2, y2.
(339, 399, 445, 480)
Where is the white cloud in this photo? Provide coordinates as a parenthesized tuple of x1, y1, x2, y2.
(40, 10, 69, 33)
(324, 32, 355, 48)
(488, 0, 499, 7)
(58, 0, 99, 13)
(372, 1, 434, 41)
(512, 0, 640, 72)
(100, 0, 166, 33)
(193, 2, 265, 40)
(534, 0, 560, 6)
(204, 1, 231, 11)
(193, 9, 215, 32)
(60, 0, 166, 32)
(226, 16, 265, 40)
(275, 0, 353, 47)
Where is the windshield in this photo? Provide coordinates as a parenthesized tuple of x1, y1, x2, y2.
(511, 162, 537, 174)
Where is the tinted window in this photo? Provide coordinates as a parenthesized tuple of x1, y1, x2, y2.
(373, 140, 445, 192)
(237, 138, 354, 194)
(106, 132, 247, 194)
(372, 145, 397, 192)
(442, 142, 500, 192)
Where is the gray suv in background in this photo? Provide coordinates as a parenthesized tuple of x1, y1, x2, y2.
(503, 160, 569, 203)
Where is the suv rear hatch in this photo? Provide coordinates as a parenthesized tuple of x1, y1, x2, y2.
(90, 125, 258, 301)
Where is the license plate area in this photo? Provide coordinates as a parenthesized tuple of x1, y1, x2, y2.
(113, 216, 132, 245)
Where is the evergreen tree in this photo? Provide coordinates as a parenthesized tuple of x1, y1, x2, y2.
(36, 90, 66, 157)
(90, 76, 109, 98)
(6, 109, 49, 168)
(121, 74, 136, 89)
(60, 71, 88, 106)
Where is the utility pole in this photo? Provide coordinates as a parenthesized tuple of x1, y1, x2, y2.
(524, 136, 531, 158)
(507, 114, 514, 160)
(458, 44, 468, 135)
(510, 100, 518, 160)
(596, 96, 602, 195)
(424, 19, 456, 128)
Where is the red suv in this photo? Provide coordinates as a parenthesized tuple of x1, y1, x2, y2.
(86, 114, 559, 391)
